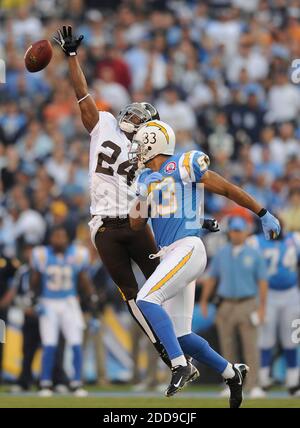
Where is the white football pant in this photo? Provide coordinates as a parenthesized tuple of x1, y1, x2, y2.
(259, 287, 300, 349)
(259, 287, 300, 389)
(136, 236, 207, 337)
(39, 296, 85, 346)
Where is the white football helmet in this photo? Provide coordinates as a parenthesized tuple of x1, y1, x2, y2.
(129, 120, 176, 167)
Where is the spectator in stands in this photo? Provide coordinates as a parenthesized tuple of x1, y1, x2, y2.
(201, 217, 268, 398)
(157, 85, 197, 132)
(280, 188, 300, 232)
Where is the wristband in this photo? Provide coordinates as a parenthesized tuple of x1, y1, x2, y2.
(78, 93, 90, 104)
(257, 208, 267, 218)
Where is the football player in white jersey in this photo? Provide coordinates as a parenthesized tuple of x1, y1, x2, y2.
(129, 120, 280, 406)
(53, 26, 172, 367)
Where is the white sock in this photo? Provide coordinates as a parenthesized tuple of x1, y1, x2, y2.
(171, 355, 187, 368)
(286, 368, 300, 388)
(259, 367, 271, 388)
(222, 363, 235, 379)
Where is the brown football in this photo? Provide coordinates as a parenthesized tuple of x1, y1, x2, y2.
(24, 40, 53, 73)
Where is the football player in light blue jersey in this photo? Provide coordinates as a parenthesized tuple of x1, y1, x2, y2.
(137, 149, 208, 249)
(129, 120, 280, 407)
(31, 226, 98, 397)
(248, 228, 300, 396)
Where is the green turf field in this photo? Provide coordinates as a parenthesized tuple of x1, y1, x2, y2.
(0, 396, 299, 408)
(0, 384, 299, 408)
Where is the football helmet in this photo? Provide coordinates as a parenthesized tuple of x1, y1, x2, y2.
(129, 120, 176, 167)
(141, 102, 160, 120)
(118, 102, 159, 134)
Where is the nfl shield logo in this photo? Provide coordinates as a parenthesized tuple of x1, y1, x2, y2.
(165, 161, 177, 174)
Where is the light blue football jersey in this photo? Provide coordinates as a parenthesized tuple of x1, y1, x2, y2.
(31, 244, 90, 299)
(248, 233, 300, 291)
(139, 151, 210, 247)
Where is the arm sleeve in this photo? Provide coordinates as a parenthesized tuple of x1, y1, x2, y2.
(192, 151, 210, 182)
(179, 151, 210, 184)
(136, 168, 153, 185)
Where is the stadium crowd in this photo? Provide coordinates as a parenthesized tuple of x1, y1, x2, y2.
(1, 0, 300, 256)
(0, 0, 300, 390)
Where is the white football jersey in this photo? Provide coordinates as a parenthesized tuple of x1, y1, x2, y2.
(89, 111, 137, 217)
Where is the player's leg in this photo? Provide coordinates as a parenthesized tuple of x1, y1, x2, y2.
(258, 290, 278, 389)
(215, 302, 239, 364)
(52, 334, 69, 391)
(38, 300, 60, 396)
(60, 297, 86, 396)
(137, 237, 205, 365)
(95, 225, 170, 367)
(127, 223, 172, 366)
(127, 223, 161, 280)
(237, 299, 260, 393)
(93, 319, 108, 385)
(164, 282, 231, 375)
(279, 288, 300, 394)
(136, 237, 205, 395)
(17, 316, 40, 390)
(0, 309, 7, 384)
(165, 282, 248, 408)
(95, 226, 139, 301)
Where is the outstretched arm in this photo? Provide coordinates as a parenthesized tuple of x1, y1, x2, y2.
(202, 170, 262, 215)
(201, 170, 280, 239)
(53, 26, 99, 133)
(68, 56, 99, 133)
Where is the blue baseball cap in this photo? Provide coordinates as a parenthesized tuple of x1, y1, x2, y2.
(228, 216, 248, 232)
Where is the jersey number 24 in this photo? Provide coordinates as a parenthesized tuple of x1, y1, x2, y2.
(96, 141, 137, 185)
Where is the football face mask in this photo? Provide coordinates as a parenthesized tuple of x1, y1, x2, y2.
(118, 103, 152, 135)
(128, 138, 147, 169)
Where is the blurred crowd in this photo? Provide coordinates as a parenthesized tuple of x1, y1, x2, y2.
(1, 0, 300, 257)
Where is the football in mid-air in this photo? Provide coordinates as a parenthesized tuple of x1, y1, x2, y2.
(24, 40, 53, 73)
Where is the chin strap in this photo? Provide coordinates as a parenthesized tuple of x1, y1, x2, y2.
(119, 121, 136, 134)
(137, 160, 145, 170)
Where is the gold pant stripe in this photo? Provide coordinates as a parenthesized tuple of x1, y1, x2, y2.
(117, 286, 127, 301)
(146, 248, 194, 297)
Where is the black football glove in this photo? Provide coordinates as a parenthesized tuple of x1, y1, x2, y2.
(202, 218, 220, 233)
(53, 25, 84, 57)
